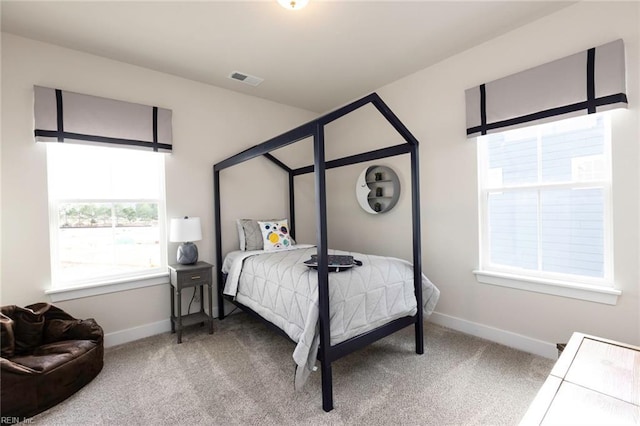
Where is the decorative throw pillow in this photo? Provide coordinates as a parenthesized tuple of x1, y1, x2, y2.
(237, 218, 295, 251)
(258, 219, 293, 251)
(237, 219, 267, 251)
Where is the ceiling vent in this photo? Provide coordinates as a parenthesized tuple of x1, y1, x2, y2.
(228, 71, 264, 87)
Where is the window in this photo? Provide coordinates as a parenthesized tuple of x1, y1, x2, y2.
(47, 144, 167, 289)
(476, 113, 615, 298)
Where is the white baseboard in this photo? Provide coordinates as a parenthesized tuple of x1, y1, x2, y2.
(104, 319, 171, 348)
(103, 306, 221, 348)
(428, 311, 558, 359)
(104, 308, 557, 359)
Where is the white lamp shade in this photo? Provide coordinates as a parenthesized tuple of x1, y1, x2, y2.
(169, 217, 202, 242)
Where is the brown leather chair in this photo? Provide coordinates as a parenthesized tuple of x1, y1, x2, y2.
(0, 303, 103, 423)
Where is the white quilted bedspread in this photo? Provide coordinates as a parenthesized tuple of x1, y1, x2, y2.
(222, 246, 440, 388)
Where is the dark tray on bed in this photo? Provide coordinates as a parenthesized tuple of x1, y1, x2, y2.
(303, 255, 361, 272)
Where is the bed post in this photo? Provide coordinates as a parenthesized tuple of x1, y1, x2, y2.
(289, 173, 296, 240)
(263, 153, 296, 240)
(214, 168, 225, 320)
(313, 122, 333, 412)
(410, 143, 424, 354)
(373, 94, 425, 355)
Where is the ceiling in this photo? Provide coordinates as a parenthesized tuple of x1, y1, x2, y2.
(1, 0, 573, 113)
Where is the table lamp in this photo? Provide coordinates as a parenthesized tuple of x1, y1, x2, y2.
(169, 216, 202, 265)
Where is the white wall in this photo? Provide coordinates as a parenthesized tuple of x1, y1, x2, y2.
(327, 1, 640, 348)
(0, 33, 316, 340)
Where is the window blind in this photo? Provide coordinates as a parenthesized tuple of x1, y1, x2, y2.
(34, 86, 172, 153)
(466, 39, 627, 138)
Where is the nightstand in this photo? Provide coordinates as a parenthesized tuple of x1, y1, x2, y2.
(168, 261, 214, 343)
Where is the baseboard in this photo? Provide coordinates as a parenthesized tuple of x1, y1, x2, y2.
(104, 319, 171, 348)
(104, 309, 557, 358)
(428, 311, 558, 359)
(103, 306, 221, 348)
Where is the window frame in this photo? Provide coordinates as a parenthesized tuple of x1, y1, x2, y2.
(475, 113, 620, 305)
(45, 144, 168, 300)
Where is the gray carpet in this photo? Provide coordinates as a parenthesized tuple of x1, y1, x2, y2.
(32, 313, 554, 425)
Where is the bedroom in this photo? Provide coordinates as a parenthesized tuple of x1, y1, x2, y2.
(1, 0, 638, 423)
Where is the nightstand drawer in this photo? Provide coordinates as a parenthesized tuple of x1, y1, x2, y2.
(178, 268, 211, 286)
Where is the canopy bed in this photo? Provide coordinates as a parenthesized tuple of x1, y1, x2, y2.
(213, 92, 439, 411)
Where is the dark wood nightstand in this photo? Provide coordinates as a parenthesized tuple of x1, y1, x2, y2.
(168, 261, 214, 343)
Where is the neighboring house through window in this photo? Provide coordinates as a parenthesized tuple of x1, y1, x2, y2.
(475, 113, 620, 304)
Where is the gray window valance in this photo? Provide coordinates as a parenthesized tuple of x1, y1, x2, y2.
(34, 86, 172, 152)
(465, 39, 628, 138)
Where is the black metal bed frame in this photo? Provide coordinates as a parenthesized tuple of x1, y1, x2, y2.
(213, 92, 423, 412)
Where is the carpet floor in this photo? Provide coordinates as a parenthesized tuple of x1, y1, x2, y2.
(32, 313, 554, 425)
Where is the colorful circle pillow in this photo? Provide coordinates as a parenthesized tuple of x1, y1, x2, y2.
(258, 220, 292, 251)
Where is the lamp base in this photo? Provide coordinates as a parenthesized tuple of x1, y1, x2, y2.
(177, 242, 198, 265)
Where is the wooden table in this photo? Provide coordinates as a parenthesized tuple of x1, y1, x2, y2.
(521, 332, 640, 425)
(168, 261, 214, 343)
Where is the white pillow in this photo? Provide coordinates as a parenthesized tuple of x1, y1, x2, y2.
(258, 219, 293, 251)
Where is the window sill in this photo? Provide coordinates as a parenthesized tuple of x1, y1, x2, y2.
(45, 272, 169, 302)
(473, 270, 621, 305)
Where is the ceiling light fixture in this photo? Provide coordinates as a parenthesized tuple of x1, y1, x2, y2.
(277, 0, 309, 11)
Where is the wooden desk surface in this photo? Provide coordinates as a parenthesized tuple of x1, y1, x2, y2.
(521, 332, 640, 425)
